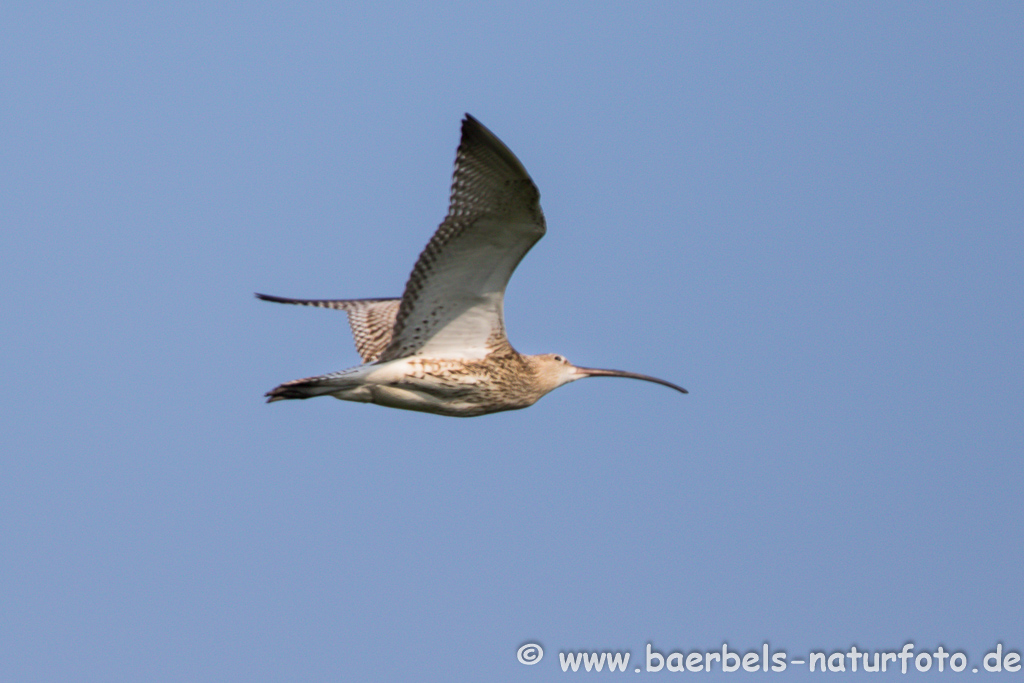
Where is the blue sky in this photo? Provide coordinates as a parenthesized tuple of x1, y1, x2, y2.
(2, 2, 1021, 681)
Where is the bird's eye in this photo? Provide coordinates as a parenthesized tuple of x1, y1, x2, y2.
(554, 355, 565, 362)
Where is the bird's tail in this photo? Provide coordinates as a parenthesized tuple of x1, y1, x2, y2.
(264, 368, 363, 403)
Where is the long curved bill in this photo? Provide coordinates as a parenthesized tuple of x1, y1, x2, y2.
(574, 366, 688, 394)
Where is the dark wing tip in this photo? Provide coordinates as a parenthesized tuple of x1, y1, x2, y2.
(255, 292, 299, 304)
(460, 114, 527, 164)
(460, 113, 492, 144)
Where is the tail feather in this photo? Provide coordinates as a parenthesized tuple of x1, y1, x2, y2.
(264, 367, 363, 403)
(265, 380, 326, 402)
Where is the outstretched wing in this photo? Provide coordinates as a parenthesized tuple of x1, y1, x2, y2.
(256, 293, 400, 363)
(379, 114, 546, 362)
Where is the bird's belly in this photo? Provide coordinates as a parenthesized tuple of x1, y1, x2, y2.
(363, 382, 520, 417)
(327, 358, 537, 417)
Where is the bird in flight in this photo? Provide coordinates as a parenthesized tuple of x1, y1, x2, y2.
(258, 114, 687, 417)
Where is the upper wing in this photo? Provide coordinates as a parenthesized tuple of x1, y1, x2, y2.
(379, 114, 546, 362)
(255, 293, 401, 363)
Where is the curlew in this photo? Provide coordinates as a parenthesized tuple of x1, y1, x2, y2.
(258, 114, 687, 417)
